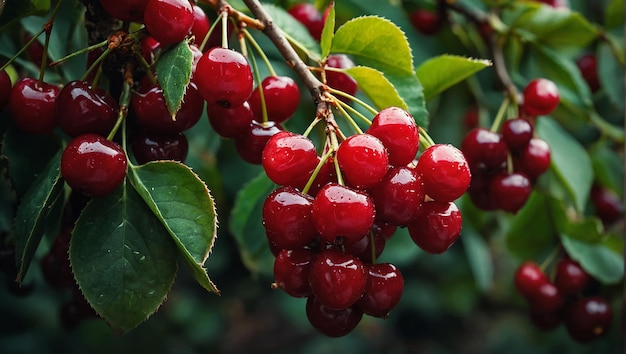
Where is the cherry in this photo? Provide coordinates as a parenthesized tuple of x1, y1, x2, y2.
(489, 172, 532, 213)
(308, 249, 368, 310)
(262, 186, 317, 250)
(131, 131, 188, 164)
(366, 106, 419, 166)
(408, 201, 462, 254)
(273, 248, 316, 298)
(513, 138, 551, 179)
(337, 134, 389, 189)
(371, 166, 425, 226)
(234, 120, 283, 164)
(288, 3, 325, 41)
(195, 47, 254, 107)
(576, 53, 600, 92)
(463, 106, 479, 130)
(564, 296, 612, 342)
(590, 185, 623, 226)
(501, 118, 533, 153)
(514, 261, 549, 300)
(409, 9, 442, 35)
(416, 144, 471, 202)
(61, 134, 127, 197)
(356, 263, 404, 318)
(461, 128, 508, 172)
(311, 183, 376, 245)
(131, 81, 203, 135)
(522, 78, 560, 116)
(140, 35, 161, 64)
(467, 173, 498, 211)
(98, 0, 148, 21)
(306, 156, 336, 198)
(305, 296, 363, 338)
(8, 77, 59, 135)
(248, 76, 300, 123)
(537, 0, 569, 8)
(530, 282, 565, 314)
(261, 131, 319, 188)
(0, 70, 11, 109)
(206, 101, 254, 138)
(343, 227, 387, 264)
(554, 258, 591, 296)
(190, 5, 211, 44)
(55, 80, 119, 137)
(325, 54, 358, 101)
(529, 307, 562, 331)
(144, 0, 194, 46)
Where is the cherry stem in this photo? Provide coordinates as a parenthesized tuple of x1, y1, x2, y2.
(243, 29, 277, 77)
(107, 65, 133, 141)
(199, 12, 224, 51)
(0, 28, 45, 72)
(246, 45, 268, 123)
(50, 39, 108, 68)
(419, 127, 436, 149)
(334, 97, 372, 126)
(37, 0, 65, 82)
(332, 98, 363, 135)
(326, 86, 378, 116)
(539, 245, 561, 273)
(368, 230, 377, 265)
(221, 10, 229, 48)
(302, 117, 323, 138)
(302, 149, 333, 195)
(81, 46, 111, 82)
(490, 97, 510, 133)
(328, 129, 344, 186)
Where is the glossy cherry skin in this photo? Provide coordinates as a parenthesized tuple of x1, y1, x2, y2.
(305, 296, 363, 338)
(144, 0, 194, 46)
(234, 120, 283, 164)
(308, 249, 368, 310)
(190, 5, 211, 44)
(261, 131, 319, 188)
(311, 183, 376, 245)
(262, 186, 317, 250)
(356, 263, 404, 318)
(501, 118, 533, 153)
(131, 131, 188, 164)
(206, 101, 254, 138)
(513, 138, 551, 179)
(564, 296, 612, 342)
(248, 76, 300, 123)
(590, 185, 624, 226)
(554, 258, 591, 296)
(366, 106, 419, 166)
(98, 0, 148, 22)
(489, 172, 532, 213)
(467, 173, 498, 211)
(530, 282, 565, 314)
(61, 134, 127, 197)
(195, 47, 253, 107)
(576, 53, 600, 92)
(325, 54, 358, 101)
(56, 80, 118, 137)
(461, 128, 508, 173)
(343, 227, 387, 264)
(371, 166, 425, 226)
(514, 261, 550, 300)
(0, 70, 11, 109)
(8, 77, 59, 135)
(131, 81, 203, 135)
(416, 144, 471, 202)
(523, 78, 560, 116)
(140, 35, 161, 64)
(409, 9, 442, 35)
(288, 3, 325, 41)
(408, 201, 462, 254)
(337, 134, 389, 189)
(273, 248, 316, 298)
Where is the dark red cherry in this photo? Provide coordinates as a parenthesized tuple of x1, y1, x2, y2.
(98, 0, 148, 21)
(144, 0, 194, 46)
(140, 35, 161, 64)
(513, 138, 551, 179)
(537, 0, 569, 8)
(195, 47, 253, 107)
(234, 120, 283, 164)
(564, 296, 612, 342)
(371, 166, 425, 226)
(576, 53, 600, 92)
(288, 3, 325, 41)
(416, 144, 471, 202)
(325, 54, 358, 101)
(343, 227, 387, 264)
(489, 172, 532, 213)
(461, 128, 508, 172)
(131, 131, 188, 164)
(590, 185, 624, 226)
(262, 186, 317, 250)
(501, 118, 533, 153)
(337, 133, 389, 189)
(56, 80, 118, 137)
(366, 106, 419, 166)
(305, 296, 363, 338)
(206, 101, 254, 138)
(8, 77, 59, 135)
(514, 261, 549, 300)
(530, 282, 565, 314)
(356, 263, 404, 318)
(0, 70, 11, 109)
(261, 131, 319, 188)
(409, 9, 442, 35)
(554, 258, 591, 296)
(273, 248, 316, 298)
(306, 156, 336, 198)
(190, 5, 211, 44)
(408, 201, 462, 254)
(523, 78, 560, 116)
(248, 75, 300, 123)
(467, 172, 498, 211)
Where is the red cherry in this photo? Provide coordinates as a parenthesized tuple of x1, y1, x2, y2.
(190, 5, 211, 44)
(144, 0, 194, 46)
(408, 201, 462, 254)
(311, 183, 376, 245)
(8, 77, 59, 135)
(131, 131, 188, 164)
(416, 144, 471, 202)
(234, 120, 283, 164)
(564, 296, 612, 342)
(61, 134, 127, 197)
(501, 118, 533, 153)
(366, 106, 419, 166)
(305, 296, 363, 338)
(0, 70, 11, 109)
(514, 261, 550, 300)
(325, 54, 358, 101)
(98, 0, 148, 21)
(461, 128, 508, 172)
(554, 258, 591, 296)
(140, 35, 161, 64)
(261, 131, 319, 188)
(523, 78, 560, 116)
(356, 263, 404, 318)
(513, 138, 551, 179)
(262, 186, 317, 250)
(273, 248, 316, 298)
(467, 173, 498, 211)
(590, 185, 624, 226)
(530, 282, 565, 314)
(288, 3, 325, 41)
(489, 172, 532, 213)
(306, 156, 336, 198)
(308, 249, 368, 310)
(409, 9, 442, 35)
(337, 134, 389, 189)
(371, 166, 425, 226)
(537, 0, 569, 8)
(55, 80, 118, 137)
(343, 227, 387, 264)
(576, 53, 600, 92)
(248, 76, 300, 123)
(206, 101, 254, 138)
(195, 47, 253, 107)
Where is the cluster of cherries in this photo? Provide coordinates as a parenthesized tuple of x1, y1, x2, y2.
(514, 258, 613, 342)
(260, 106, 471, 337)
(462, 78, 557, 213)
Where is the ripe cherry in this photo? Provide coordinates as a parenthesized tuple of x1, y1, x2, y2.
(311, 183, 376, 245)
(416, 144, 471, 202)
(308, 249, 368, 310)
(98, 0, 148, 22)
(590, 185, 624, 226)
(530, 282, 565, 314)
(131, 131, 188, 164)
(366, 106, 419, 166)
(467, 173, 498, 211)
(206, 101, 254, 138)
(144, 0, 194, 46)
(234, 120, 283, 164)
(325, 54, 358, 101)
(273, 248, 316, 298)
(523, 78, 560, 116)
(140, 36, 161, 64)
(261, 131, 319, 188)
(195, 47, 253, 107)
(408, 201, 462, 254)
(489, 172, 532, 213)
(55, 80, 118, 137)
(8, 77, 59, 135)
(501, 118, 533, 153)
(537, 0, 569, 8)
(248, 75, 300, 123)
(0, 70, 11, 109)
(564, 296, 612, 342)
(356, 263, 404, 318)
(554, 258, 591, 296)
(576, 53, 600, 92)
(262, 186, 317, 250)
(513, 138, 551, 179)
(514, 261, 549, 300)
(337, 134, 389, 189)
(288, 3, 325, 41)
(461, 128, 508, 172)
(343, 227, 387, 264)
(371, 166, 425, 226)
(61, 134, 127, 197)
(190, 5, 211, 44)
(409, 9, 442, 35)
(305, 296, 363, 338)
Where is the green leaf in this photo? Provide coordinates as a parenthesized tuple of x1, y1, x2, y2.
(548, 197, 603, 243)
(535, 118, 593, 212)
(605, 0, 624, 29)
(598, 37, 625, 111)
(505, 192, 558, 260)
(0, 0, 50, 31)
(561, 235, 624, 285)
(461, 224, 493, 292)
(229, 172, 276, 277)
(156, 41, 193, 118)
(319, 2, 335, 59)
(13, 151, 63, 282)
(387, 73, 429, 128)
(345, 66, 407, 111)
(261, 4, 321, 61)
(331, 16, 413, 76)
(70, 182, 178, 333)
(589, 141, 624, 197)
(128, 161, 219, 294)
(416, 55, 492, 101)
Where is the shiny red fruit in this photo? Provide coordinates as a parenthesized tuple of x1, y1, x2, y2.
(530, 282, 565, 314)
(513, 138, 551, 179)
(262, 186, 317, 250)
(416, 144, 471, 202)
(8, 77, 59, 135)
(371, 166, 425, 226)
(55, 80, 118, 137)
(343, 227, 387, 263)
(305, 296, 363, 338)
(523, 78, 560, 116)
(461, 128, 508, 172)
(0, 70, 11, 109)
(131, 131, 188, 164)
(98, 0, 148, 22)
(234, 120, 283, 164)
(206, 101, 254, 138)
(337, 134, 389, 189)
(288, 3, 325, 41)
(366, 106, 419, 166)
(514, 261, 549, 300)
(554, 258, 591, 296)
(144, 0, 194, 45)
(325, 54, 358, 101)
(590, 185, 624, 226)
(195, 47, 253, 107)
(261, 131, 319, 188)
(190, 5, 211, 44)
(489, 172, 532, 213)
(501, 118, 533, 153)
(576, 53, 600, 92)
(564, 296, 612, 342)
(409, 9, 442, 35)
(408, 201, 462, 254)
(356, 263, 404, 318)
(248, 75, 300, 123)
(273, 248, 316, 298)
